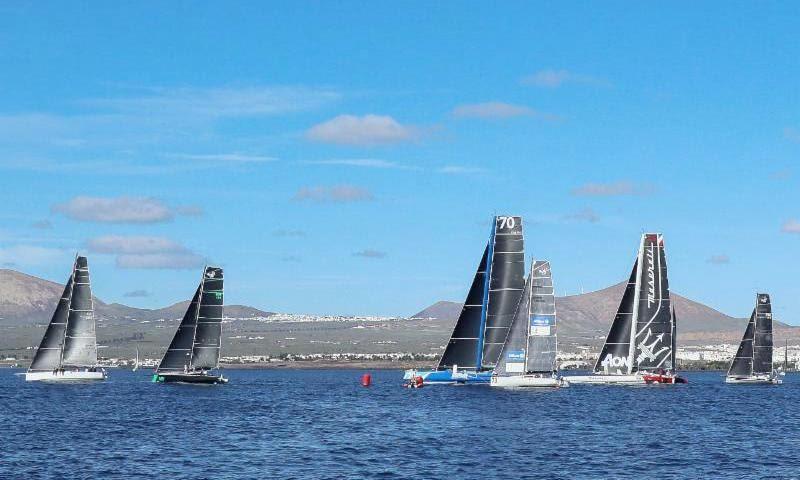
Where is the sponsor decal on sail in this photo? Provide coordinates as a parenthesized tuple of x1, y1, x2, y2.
(646, 244, 656, 307)
(507, 349, 525, 361)
(600, 353, 630, 370)
(636, 328, 670, 365)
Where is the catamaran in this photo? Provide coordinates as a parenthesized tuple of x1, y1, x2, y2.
(491, 260, 568, 388)
(26, 256, 107, 382)
(404, 215, 525, 384)
(569, 233, 686, 385)
(153, 266, 228, 385)
(725, 293, 781, 385)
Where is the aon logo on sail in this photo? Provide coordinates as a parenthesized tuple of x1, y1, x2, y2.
(600, 354, 630, 369)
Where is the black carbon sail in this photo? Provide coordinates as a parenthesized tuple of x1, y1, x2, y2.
(28, 263, 75, 372)
(157, 266, 224, 373)
(437, 246, 488, 370)
(60, 256, 98, 367)
(479, 216, 525, 370)
(527, 260, 557, 373)
(752, 293, 773, 375)
(494, 271, 531, 376)
(594, 261, 637, 374)
(633, 234, 672, 372)
(728, 312, 755, 377)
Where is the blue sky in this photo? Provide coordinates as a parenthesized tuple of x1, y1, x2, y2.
(0, 2, 798, 320)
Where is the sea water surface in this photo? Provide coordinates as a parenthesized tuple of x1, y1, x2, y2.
(1, 369, 799, 479)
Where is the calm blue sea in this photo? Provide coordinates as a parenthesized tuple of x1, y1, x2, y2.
(1, 369, 798, 479)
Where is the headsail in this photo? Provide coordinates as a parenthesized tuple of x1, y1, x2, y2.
(437, 247, 488, 370)
(479, 215, 525, 369)
(526, 260, 557, 373)
(156, 266, 224, 373)
(633, 234, 672, 372)
(28, 263, 75, 372)
(752, 293, 773, 375)
(728, 311, 755, 377)
(494, 271, 531, 376)
(594, 261, 637, 374)
(60, 256, 98, 367)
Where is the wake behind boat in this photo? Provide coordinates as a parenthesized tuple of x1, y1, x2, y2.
(153, 266, 228, 385)
(569, 233, 686, 386)
(491, 260, 568, 388)
(404, 215, 525, 385)
(25, 256, 107, 382)
(725, 293, 781, 385)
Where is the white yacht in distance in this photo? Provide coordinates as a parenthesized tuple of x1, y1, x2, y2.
(725, 293, 781, 385)
(569, 233, 686, 385)
(26, 256, 107, 382)
(491, 260, 568, 388)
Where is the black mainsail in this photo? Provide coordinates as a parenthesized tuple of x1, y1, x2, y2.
(729, 293, 773, 377)
(527, 260, 557, 373)
(28, 262, 75, 372)
(494, 270, 531, 376)
(594, 233, 673, 375)
(157, 266, 224, 374)
(60, 256, 99, 368)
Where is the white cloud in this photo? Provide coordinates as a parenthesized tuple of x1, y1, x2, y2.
(306, 114, 416, 146)
(115, 253, 204, 269)
(353, 249, 387, 259)
(304, 159, 411, 169)
(564, 207, 600, 223)
(707, 254, 730, 265)
(52, 196, 201, 223)
(86, 234, 204, 270)
(781, 219, 800, 233)
(571, 181, 654, 197)
(452, 102, 534, 119)
(437, 165, 488, 175)
(521, 69, 607, 88)
(166, 153, 278, 163)
(293, 185, 374, 203)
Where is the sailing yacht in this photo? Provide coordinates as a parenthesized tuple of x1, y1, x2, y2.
(153, 266, 228, 385)
(491, 260, 568, 388)
(26, 256, 107, 382)
(725, 293, 781, 385)
(569, 233, 686, 385)
(404, 215, 525, 384)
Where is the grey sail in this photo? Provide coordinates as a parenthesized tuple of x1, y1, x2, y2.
(594, 260, 638, 374)
(480, 215, 525, 369)
(438, 246, 488, 370)
(633, 234, 672, 372)
(752, 293, 773, 375)
(670, 308, 677, 373)
(728, 311, 755, 377)
(28, 269, 74, 371)
(60, 256, 98, 367)
(526, 260, 557, 373)
(156, 285, 202, 373)
(494, 273, 531, 376)
(190, 267, 224, 370)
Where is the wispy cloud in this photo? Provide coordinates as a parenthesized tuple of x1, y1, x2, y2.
(452, 102, 534, 119)
(124, 289, 150, 298)
(571, 181, 654, 197)
(165, 153, 278, 163)
(86, 234, 204, 269)
(521, 69, 608, 88)
(0, 245, 65, 267)
(707, 254, 730, 265)
(52, 196, 201, 223)
(306, 114, 417, 146)
(304, 158, 412, 170)
(781, 219, 800, 233)
(281, 255, 302, 263)
(437, 165, 488, 175)
(785, 127, 800, 144)
(353, 249, 387, 259)
(293, 185, 374, 203)
(273, 229, 307, 237)
(770, 169, 792, 181)
(30, 220, 53, 229)
(564, 207, 600, 223)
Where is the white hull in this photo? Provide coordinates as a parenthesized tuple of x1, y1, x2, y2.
(567, 374, 647, 385)
(25, 369, 107, 382)
(491, 374, 569, 388)
(725, 374, 781, 385)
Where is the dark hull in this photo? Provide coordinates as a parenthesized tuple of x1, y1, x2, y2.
(154, 373, 228, 384)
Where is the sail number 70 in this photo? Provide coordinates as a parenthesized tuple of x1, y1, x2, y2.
(498, 216, 516, 229)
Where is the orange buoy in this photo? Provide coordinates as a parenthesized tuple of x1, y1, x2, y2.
(361, 373, 372, 387)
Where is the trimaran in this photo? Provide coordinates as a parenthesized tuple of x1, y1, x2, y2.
(153, 266, 228, 384)
(404, 215, 525, 384)
(26, 256, 107, 382)
(491, 260, 568, 388)
(725, 293, 781, 385)
(570, 233, 686, 385)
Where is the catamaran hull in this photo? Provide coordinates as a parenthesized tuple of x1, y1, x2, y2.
(402, 369, 491, 384)
(491, 375, 569, 388)
(567, 373, 686, 385)
(25, 370, 107, 382)
(725, 375, 781, 385)
(154, 373, 228, 385)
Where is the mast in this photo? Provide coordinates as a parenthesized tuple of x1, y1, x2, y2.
(785, 339, 789, 372)
(28, 258, 76, 372)
(670, 308, 677, 373)
(60, 256, 98, 368)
